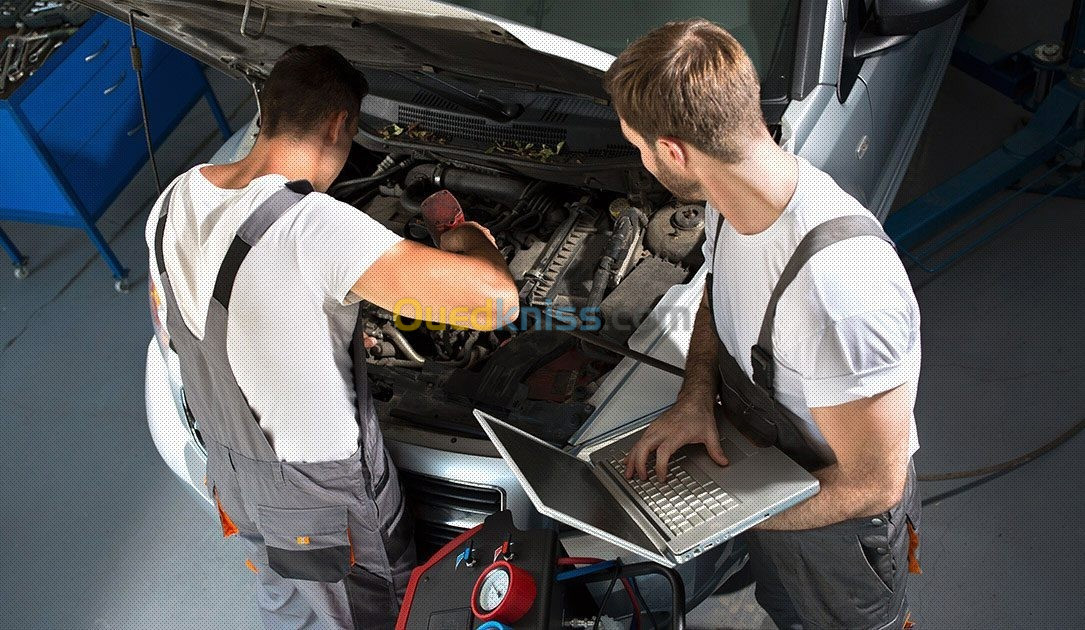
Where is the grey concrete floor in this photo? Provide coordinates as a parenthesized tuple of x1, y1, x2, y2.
(1, 68, 262, 629)
(2, 2, 1084, 629)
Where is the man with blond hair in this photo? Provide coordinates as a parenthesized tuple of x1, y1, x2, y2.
(608, 20, 923, 630)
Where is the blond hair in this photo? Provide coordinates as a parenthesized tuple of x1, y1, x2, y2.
(603, 19, 765, 163)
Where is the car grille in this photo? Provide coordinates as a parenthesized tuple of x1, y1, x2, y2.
(398, 104, 566, 147)
(399, 471, 505, 562)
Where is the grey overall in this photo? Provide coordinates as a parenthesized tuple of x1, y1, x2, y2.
(154, 181, 415, 629)
(707, 215, 922, 630)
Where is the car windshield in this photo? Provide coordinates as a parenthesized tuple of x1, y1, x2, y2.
(446, 0, 798, 96)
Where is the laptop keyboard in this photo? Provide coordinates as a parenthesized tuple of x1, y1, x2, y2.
(608, 451, 740, 536)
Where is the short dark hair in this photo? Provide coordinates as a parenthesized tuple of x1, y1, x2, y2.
(603, 19, 764, 163)
(259, 45, 367, 138)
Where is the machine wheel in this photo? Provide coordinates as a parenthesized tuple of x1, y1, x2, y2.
(114, 277, 132, 293)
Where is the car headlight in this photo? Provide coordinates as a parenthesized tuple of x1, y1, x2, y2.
(148, 274, 170, 357)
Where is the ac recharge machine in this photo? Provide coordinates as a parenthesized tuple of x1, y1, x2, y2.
(395, 511, 687, 630)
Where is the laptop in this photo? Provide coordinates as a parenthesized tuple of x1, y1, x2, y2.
(474, 408, 819, 567)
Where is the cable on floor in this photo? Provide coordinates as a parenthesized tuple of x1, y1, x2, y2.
(918, 417, 1084, 482)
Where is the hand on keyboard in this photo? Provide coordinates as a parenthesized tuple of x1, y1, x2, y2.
(624, 401, 730, 481)
(609, 452, 740, 535)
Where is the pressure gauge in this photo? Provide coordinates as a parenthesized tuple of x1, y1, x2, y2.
(479, 565, 510, 612)
(471, 560, 536, 623)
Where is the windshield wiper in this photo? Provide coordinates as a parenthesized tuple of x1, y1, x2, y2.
(396, 70, 523, 122)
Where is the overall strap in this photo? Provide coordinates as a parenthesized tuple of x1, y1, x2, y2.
(153, 183, 179, 274)
(209, 180, 315, 310)
(154, 179, 315, 282)
(705, 210, 725, 318)
(750, 214, 894, 392)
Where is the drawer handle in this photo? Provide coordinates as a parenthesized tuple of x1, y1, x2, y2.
(103, 73, 126, 95)
(85, 40, 109, 62)
(127, 122, 145, 137)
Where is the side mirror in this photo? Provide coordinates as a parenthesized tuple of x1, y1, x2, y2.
(852, 0, 969, 61)
(870, 0, 970, 36)
(839, 0, 967, 101)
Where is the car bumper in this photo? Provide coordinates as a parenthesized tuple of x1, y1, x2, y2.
(145, 338, 209, 503)
(145, 338, 742, 611)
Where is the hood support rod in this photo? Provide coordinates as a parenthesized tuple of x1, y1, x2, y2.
(128, 10, 162, 194)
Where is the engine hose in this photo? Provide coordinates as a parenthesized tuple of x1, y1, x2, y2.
(505, 187, 552, 232)
(587, 214, 637, 308)
(441, 167, 529, 205)
(381, 323, 426, 364)
(403, 164, 530, 205)
(489, 183, 551, 233)
(399, 183, 426, 213)
(328, 158, 415, 196)
(587, 267, 613, 310)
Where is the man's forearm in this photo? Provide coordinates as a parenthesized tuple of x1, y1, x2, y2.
(677, 291, 719, 404)
(757, 460, 909, 530)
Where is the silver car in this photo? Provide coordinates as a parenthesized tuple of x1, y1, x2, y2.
(124, 0, 966, 614)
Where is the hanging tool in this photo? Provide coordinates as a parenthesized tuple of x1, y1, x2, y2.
(419, 188, 467, 244)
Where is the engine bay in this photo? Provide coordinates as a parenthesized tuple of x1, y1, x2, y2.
(333, 146, 705, 444)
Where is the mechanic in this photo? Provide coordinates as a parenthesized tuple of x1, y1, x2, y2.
(607, 20, 923, 630)
(145, 46, 518, 630)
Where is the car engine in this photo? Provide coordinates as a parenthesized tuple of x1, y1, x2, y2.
(332, 152, 705, 443)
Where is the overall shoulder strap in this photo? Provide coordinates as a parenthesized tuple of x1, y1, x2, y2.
(209, 179, 315, 310)
(705, 209, 725, 317)
(153, 184, 180, 275)
(161, 179, 314, 462)
(155, 178, 315, 285)
(750, 214, 895, 392)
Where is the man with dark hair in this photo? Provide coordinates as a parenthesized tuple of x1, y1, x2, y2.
(607, 20, 923, 630)
(145, 45, 518, 629)
(255, 44, 367, 139)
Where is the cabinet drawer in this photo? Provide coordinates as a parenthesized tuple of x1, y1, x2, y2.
(66, 51, 206, 214)
(19, 16, 130, 131)
(38, 36, 180, 171)
(38, 53, 134, 169)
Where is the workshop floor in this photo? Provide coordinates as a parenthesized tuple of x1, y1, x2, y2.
(2, 1, 1082, 628)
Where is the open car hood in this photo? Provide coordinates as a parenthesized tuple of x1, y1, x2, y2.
(79, 0, 612, 100)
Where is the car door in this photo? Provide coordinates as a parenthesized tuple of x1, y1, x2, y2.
(784, 0, 876, 207)
(849, 1, 967, 219)
(796, 80, 878, 208)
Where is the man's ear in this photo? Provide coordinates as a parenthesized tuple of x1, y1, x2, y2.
(327, 110, 350, 144)
(656, 137, 689, 168)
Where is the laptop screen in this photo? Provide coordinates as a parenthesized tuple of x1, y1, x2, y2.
(485, 419, 657, 552)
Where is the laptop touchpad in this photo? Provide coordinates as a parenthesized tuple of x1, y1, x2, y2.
(719, 436, 748, 464)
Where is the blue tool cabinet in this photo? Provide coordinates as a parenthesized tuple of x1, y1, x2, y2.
(0, 13, 230, 290)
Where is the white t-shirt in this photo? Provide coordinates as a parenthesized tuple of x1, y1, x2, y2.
(704, 155, 921, 457)
(145, 165, 403, 462)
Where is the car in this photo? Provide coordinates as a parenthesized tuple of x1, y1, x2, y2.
(109, 0, 966, 616)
